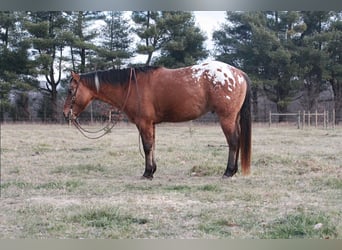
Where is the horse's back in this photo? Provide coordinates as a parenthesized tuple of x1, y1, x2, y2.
(143, 62, 248, 123)
(146, 67, 211, 122)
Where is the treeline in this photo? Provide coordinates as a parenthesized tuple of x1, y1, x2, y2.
(213, 11, 342, 122)
(0, 11, 341, 123)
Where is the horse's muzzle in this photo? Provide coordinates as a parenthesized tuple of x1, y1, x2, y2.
(63, 109, 76, 123)
(63, 111, 70, 122)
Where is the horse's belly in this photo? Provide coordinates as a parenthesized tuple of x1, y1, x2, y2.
(157, 100, 210, 123)
(153, 78, 210, 123)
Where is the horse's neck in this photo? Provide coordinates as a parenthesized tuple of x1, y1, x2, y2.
(96, 83, 128, 110)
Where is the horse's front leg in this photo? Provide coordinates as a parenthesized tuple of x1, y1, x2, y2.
(138, 122, 156, 179)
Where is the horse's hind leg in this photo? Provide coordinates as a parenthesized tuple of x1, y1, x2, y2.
(220, 116, 240, 177)
(138, 122, 157, 179)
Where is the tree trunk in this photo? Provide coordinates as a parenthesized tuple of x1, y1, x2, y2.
(51, 84, 58, 122)
(331, 78, 342, 124)
(252, 85, 258, 122)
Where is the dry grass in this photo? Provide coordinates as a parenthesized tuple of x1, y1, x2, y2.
(1, 123, 341, 239)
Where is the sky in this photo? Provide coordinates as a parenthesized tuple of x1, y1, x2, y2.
(194, 11, 227, 59)
(193, 11, 226, 42)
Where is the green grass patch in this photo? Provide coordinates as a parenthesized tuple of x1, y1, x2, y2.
(71, 147, 94, 152)
(163, 185, 192, 192)
(261, 212, 338, 239)
(34, 180, 83, 191)
(124, 183, 221, 193)
(163, 184, 221, 192)
(69, 207, 148, 229)
(51, 164, 107, 176)
(124, 184, 154, 191)
(322, 178, 342, 190)
(32, 143, 51, 153)
(198, 219, 233, 237)
(254, 154, 295, 168)
(1, 181, 32, 189)
(189, 164, 222, 176)
(75, 164, 106, 174)
(197, 184, 221, 192)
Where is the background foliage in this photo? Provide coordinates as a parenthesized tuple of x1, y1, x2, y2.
(0, 11, 341, 123)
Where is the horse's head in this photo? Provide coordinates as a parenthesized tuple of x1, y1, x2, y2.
(63, 72, 94, 121)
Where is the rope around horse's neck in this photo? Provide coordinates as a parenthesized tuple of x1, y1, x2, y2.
(73, 118, 116, 134)
(130, 69, 144, 159)
(72, 119, 118, 139)
(71, 68, 135, 140)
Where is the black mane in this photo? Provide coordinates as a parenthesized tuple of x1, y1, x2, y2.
(80, 66, 159, 89)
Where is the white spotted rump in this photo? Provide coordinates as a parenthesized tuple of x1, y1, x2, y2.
(191, 61, 245, 100)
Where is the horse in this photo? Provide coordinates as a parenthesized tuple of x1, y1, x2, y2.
(63, 61, 252, 179)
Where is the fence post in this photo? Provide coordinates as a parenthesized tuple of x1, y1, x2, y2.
(315, 110, 318, 128)
(269, 111, 272, 127)
(297, 111, 301, 129)
(308, 111, 311, 127)
(303, 110, 305, 128)
(333, 109, 335, 129)
(323, 110, 326, 129)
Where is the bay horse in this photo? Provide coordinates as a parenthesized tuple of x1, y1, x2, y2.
(63, 61, 252, 179)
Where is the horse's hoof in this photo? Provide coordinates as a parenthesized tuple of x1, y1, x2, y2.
(141, 175, 153, 180)
(223, 168, 237, 178)
(222, 172, 236, 178)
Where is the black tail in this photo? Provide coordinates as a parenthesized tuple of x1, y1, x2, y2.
(240, 74, 252, 175)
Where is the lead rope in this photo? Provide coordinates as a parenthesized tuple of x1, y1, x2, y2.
(73, 115, 117, 134)
(72, 119, 117, 139)
(131, 68, 145, 159)
(71, 68, 134, 140)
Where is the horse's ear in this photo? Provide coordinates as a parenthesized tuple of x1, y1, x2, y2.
(71, 71, 80, 82)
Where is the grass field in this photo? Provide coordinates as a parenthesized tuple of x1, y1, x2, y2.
(1, 123, 341, 239)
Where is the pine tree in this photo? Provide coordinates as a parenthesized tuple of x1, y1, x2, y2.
(154, 11, 208, 68)
(213, 11, 300, 118)
(325, 12, 342, 123)
(68, 11, 104, 73)
(0, 11, 38, 121)
(24, 11, 69, 121)
(132, 11, 162, 66)
(132, 11, 207, 67)
(96, 11, 133, 69)
(294, 11, 332, 111)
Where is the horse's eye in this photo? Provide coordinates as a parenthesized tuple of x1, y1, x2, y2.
(68, 89, 73, 95)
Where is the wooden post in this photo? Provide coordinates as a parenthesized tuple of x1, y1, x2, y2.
(323, 110, 326, 129)
(315, 110, 318, 128)
(90, 102, 93, 125)
(109, 110, 112, 122)
(326, 110, 329, 129)
(269, 111, 272, 127)
(303, 110, 305, 128)
(297, 111, 301, 129)
(333, 109, 335, 129)
(308, 111, 311, 127)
